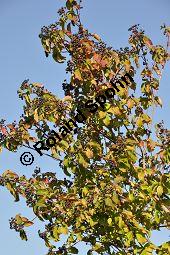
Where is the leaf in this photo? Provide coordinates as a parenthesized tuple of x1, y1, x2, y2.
(23, 221, 34, 227)
(66, 0, 74, 10)
(82, 187, 89, 196)
(85, 148, 93, 159)
(93, 33, 101, 41)
(157, 186, 163, 197)
(155, 96, 163, 107)
(108, 106, 121, 116)
(124, 59, 131, 72)
(74, 69, 82, 80)
(78, 153, 89, 168)
(87, 250, 93, 255)
(53, 227, 59, 239)
(98, 111, 106, 119)
(52, 47, 66, 63)
(2, 170, 19, 179)
(36, 189, 48, 196)
(15, 214, 22, 224)
(5, 182, 19, 201)
(0, 126, 8, 135)
(136, 117, 143, 127)
(107, 217, 112, 226)
(58, 226, 68, 235)
(69, 247, 79, 254)
(34, 109, 39, 122)
(136, 233, 147, 244)
(143, 36, 153, 48)
(118, 216, 125, 228)
(63, 95, 72, 102)
(112, 193, 120, 204)
(93, 53, 101, 63)
(103, 115, 111, 126)
(127, 99, 135, 109)
(105, 197, 113, 207)
(19, 229, 28, 241)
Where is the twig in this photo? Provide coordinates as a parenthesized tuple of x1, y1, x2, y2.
(22, 144, 59, 161)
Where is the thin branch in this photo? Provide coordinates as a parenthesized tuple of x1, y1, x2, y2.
(22, 144, 59, 161)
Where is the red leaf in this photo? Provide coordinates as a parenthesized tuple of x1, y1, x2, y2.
(0, 126, 8, 135)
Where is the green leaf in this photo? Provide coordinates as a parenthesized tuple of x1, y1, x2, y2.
(103, 115, 111, 126)
(19, 229, 28, 241)
(69, 247, 79, 254)
(52, 47, 66, 63)
(36, 189, 48, 196)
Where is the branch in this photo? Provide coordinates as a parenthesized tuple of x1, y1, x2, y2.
(22, 144, 59, 161)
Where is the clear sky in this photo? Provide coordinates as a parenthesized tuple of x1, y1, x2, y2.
(0, 1, 170, 254)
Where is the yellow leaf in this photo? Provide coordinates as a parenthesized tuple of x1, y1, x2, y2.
(124, 59, 131, 72)
(34, 109, 39, 122)
(63, 96, 72, 102)
(107, 217, 112, 226)
(103, 115, 111, 126)
(112, 193, 120, 204)
(93, 33, 101, 41)
(136, 233, 147, 244)
(58, 226, 68, 235)
(85, 148, 93, 159)
(74, 69, 82, 80)
(93, 243, 102, 251)
(53, 227, 59, 239)
(108, 106, 121, 116)
(136, 117, 143, 127)
(82, 187, 88, 195)
(78, 153, 89, 168)
(157, 186, 163, 197)
(2, 170, 19, 179)
(98, 111, 106, 119)
(138, 171, 145, 181)
(105, 197, 114, 207)
(24, 221, 34, 227)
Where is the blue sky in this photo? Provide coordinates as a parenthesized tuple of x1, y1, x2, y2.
(0, 0, 169, 254)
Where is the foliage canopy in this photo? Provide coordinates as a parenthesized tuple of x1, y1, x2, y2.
(0, 1, 170, 254)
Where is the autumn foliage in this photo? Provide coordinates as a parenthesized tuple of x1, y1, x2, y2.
(0, 0, 170, 254)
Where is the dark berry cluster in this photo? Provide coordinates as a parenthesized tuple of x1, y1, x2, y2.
(25, 187, 37, 207)
(0, 119, 6, 125)
(65, 60, 75, 73)
(57, 7, 65, 16)
(0, 176, 5, 186)
(32, 167, 41, 177)
(63, 178, 73, 188)
(157, 121, 170, 146)
(58, 246, 67, 254)
(0, 132, 6, 142)
(9, 217, 24, 232)
(20, 79, 29, 90)
(39, 230, 47, 240)
(135, 106, 143, 115)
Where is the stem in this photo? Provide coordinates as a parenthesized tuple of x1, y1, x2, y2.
(22, 144, 59, 161)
